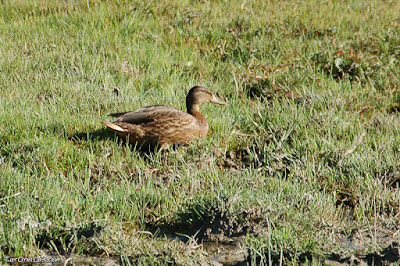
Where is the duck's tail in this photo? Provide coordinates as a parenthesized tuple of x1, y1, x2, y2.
(100, 121, 127, 132)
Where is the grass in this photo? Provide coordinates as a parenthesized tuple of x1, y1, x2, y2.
(1, 0, 400, 264)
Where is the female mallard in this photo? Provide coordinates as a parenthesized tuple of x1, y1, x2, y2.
(101, 86, 228, 150)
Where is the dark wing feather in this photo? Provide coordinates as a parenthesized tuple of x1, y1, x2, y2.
(109, 112, 129, 118)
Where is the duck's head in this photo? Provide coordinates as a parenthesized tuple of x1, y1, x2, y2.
(186, 86, 228, 114)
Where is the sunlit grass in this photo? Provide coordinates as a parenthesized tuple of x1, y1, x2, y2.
(1, 0, 400, 264)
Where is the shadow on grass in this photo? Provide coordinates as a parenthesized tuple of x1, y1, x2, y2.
(68, 128, 116, 143)
(147, 196, 258, 244)
(68, 128, 172, 156)
(36, 222, 104, 256)
(141, 198, 254, 264)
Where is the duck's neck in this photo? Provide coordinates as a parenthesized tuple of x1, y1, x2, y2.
(187, 104, 208, 127)
(187, 103, 200, 115)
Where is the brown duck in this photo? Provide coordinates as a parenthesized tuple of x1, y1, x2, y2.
(101, 86, 228, 150)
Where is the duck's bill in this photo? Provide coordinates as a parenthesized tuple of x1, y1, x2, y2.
(210, 94, 229, 106)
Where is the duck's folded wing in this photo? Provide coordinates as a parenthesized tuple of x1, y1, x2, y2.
(110, 106, 188, 125)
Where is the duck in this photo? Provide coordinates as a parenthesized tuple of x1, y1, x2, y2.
(101, 86, 228, 150)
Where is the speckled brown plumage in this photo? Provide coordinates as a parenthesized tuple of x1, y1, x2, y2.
(101, 86, 227, 150)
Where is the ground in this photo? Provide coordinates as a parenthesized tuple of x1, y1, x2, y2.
(1, 0, 400, 264)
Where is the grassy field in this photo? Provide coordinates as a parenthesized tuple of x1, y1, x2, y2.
(1, 0, 400, 264)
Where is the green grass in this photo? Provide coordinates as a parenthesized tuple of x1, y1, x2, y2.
(1, 0, 400, 264)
